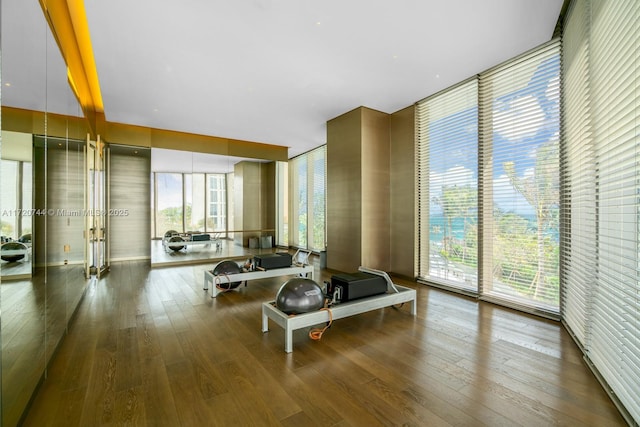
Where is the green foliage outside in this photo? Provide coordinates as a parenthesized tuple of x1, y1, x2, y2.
(1, 221, 14, 238)
(434, 141, 559, 305)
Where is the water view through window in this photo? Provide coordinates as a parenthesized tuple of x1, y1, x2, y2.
(419, 42, 560, 312)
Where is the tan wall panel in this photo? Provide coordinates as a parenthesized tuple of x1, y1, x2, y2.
(149, 127, 230, 154)
(327, 108, 362, 272)
(390, 105, 416, 278)
(361, 108, 390, 271)
(109, 147, 151, 261)
(233, 161, 275, 247)
(3, 108, 288, 161)
(261, 161, 277, 234)
(33, 139, 85, 266)
(233, 164, 245, 246)
(2, 107, 88, 140)
(105, 121, 288, 162)
(104, 121, 152, 147)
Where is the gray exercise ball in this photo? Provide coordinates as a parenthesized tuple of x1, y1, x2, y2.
(213, 260, 242, 289)
(275, 277, 324, 315)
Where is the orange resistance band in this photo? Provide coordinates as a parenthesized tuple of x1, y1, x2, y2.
(308, 307, 333, 341)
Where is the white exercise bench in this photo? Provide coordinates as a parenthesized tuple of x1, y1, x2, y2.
(261, 266, 417, 353)
(203, 250, 314, 298)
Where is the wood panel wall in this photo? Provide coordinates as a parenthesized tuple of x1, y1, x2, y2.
(33, 138, 85, 266)
(389, 106, 416, 278)
(361, 108, 390, 271)
(109, 146, 151, 261)
(327, 108, 363, 272)
(327, 105, 416, 277)
(327, 107, 391, 273)
(233, 161, 276, 247)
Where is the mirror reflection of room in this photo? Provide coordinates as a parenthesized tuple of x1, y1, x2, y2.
(150, 148, 278, 267)
(1, 131, 33, 279)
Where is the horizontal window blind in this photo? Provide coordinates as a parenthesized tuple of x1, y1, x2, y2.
(276, 161, 289, 247)
(310, 146, 326, 252)
(289, 155, 307, 248)
(479, 40, 561, 313)
(416, 80, 478, 292)
(562, 0, 640, 424)
(589, 0, 639, 422)
(561, 0, 595, 346)
(288, 145, 326, 251)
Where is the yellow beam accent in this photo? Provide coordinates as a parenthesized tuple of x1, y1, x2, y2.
(39, 0, 104, 137)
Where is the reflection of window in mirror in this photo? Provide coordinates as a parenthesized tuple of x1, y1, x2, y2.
(207, 174, 226, 232)
(156, 172, 184, 236)
(1, 130, 34, 278)
(1, 161, 19, 239)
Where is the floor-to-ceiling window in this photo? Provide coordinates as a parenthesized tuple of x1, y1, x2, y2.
(155, 172, 184, 235)
(185, 173, 205, 231)
(480, 41, 561, 312)
(417, 80, 478, 293)
(207, 174, 226, 232)
(288, 146, 326, 252)
(0, 160, 20, 239)
(276, 161, 289, 247)
(562, 0, 639, 424)
(417, 39, 561, 315)
(152, 172, 229, 238)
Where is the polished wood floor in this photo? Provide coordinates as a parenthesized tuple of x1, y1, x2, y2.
(22, 259, 625, 426)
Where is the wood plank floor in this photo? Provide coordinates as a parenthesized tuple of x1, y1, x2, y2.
(22, 260, 626, 426)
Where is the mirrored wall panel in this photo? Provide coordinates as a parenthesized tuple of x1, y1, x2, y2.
(150, 148, 277, 267)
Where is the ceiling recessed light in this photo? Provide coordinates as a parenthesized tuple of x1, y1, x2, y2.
(4, 83, 11, 87)
(435, 74, 440, 78)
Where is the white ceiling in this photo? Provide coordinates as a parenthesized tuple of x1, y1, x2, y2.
(2, 0, 563, 158)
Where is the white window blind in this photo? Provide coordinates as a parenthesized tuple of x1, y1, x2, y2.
(289, 155, 307, 248)
(562, 0, 639, 424)
(288, 145, 326, 251)
(310, 147, 326, 251)
(479, 40, 561, 314)
(276, 161, 289, 247)
(561, 0, 595, 347)
(416, 80, 478, 293)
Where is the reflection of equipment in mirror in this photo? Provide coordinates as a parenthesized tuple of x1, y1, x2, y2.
(162, 229, 222, 253)
(212, 259, 242, 289)
(1, 241, 29, 262)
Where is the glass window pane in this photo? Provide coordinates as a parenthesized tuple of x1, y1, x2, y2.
(206, 174, 226, 232)
(21, 162, 32, 236)
(156, 173, 183, 235)
(482, 43, 561, 311)
(186, 174, 205, 231)
(1, 160, 19, 239)
(417, 81, 478, 292)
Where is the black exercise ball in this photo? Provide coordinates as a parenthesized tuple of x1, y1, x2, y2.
(168, 236, 185, 251)
(213, 260, 242, 289)
(275, 278, 325, 315)
(1, 242, 28, 262)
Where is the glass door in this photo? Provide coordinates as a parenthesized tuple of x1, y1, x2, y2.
(84, 135, 109, 278)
